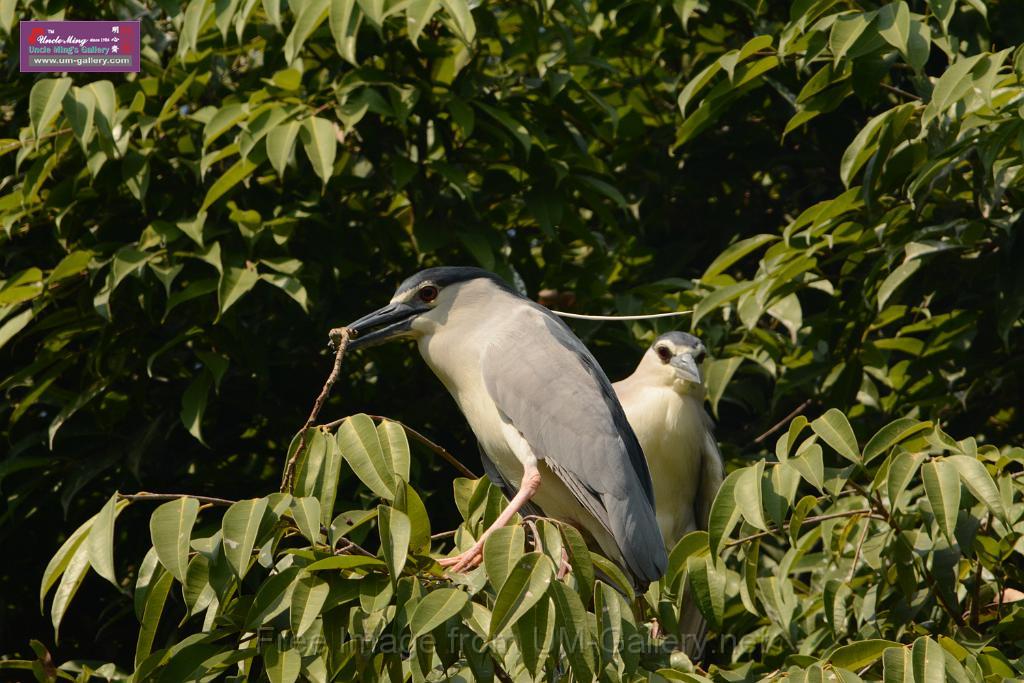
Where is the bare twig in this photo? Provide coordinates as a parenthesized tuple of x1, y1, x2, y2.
(880, 82, 921, 100)
(846, 514, 871, 582)
(430, 529, 458, 540)
(725, 508, 880, 548)
(321, 414, 478, 479)
(751, 399, 813, 446)
(118, 492, 236, 507)
(281, 327, 350, 493)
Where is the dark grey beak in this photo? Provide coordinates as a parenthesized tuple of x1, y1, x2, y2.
(346, 301, 422, 350)
(670, 353, 703, 384)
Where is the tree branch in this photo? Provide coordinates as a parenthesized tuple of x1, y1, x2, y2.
(281, 327, 350, 493)
(725, 508, 880, 548)
(118, 492, 236, 506)
(321, 414, 478, 480)
(750, 399, 813, 446)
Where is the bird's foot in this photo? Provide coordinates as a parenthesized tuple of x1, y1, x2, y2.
(649, 618, 663, 640)
(439, 543, 484, 573)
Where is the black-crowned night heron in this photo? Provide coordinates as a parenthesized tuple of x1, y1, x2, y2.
(613, 332, 724, 654)
(346, 267, 667, 591)
(613, 331, 724, 545)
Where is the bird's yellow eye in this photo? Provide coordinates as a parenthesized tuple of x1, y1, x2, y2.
(419, 285, 439, 303)
(656, 346, 672, 362)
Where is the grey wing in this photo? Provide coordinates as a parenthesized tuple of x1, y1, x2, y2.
(481, 308, 667, 586)
(477, 443, 544, 519)
(694, 411, 725, 530)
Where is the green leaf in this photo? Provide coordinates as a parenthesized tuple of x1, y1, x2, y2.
(687, 555, 725, 629)
(306, 554, 385, 571)
(218, 265, 260, 316)
(0, 308, 33, 351)
(378, 505, 411, 579)
(62, 86, 96, 151)
(86, 492, 119, 587)
(829, 639, 903, 670)
(829, 13, 870, 64)
(40, 517, 95, 613)
(290, 571, 330, 638)
(135, 570, 173, 668)
(888, 450, 926, 511)
(439, 0, 475, 44)
(947, 455, 1006, 521)
(811, 409, 861, 463)
(877, 260, 921, 310)
(708, 469, 743, 555)
(921, 53, 985, 127)
(560, 524, 594, 604)
(284, 0, 330, 63)
(291, 497, 322, 544)
(927, 0, 954, 31)
(48, 250, 93, 283)
(489, 552, 553, 638)
(180, 371, 212, 445)
(201, 155, 259, 210)
(878, 2, 911, 58)
(410, 588, 469, 638)
(50, 536, 90, 642)
(266, 120, 300, 178)
(150, 497, 200, 582)
(338, 414, 395, 499)
(376, 419, 410, 485)
(328, 0, 362, 64)
(864, 418, 932, 463)
(922, 460, 961, 543)
(704, 356, 743, 417)
(29, 78, 72, 139)
(407, 0, 441, 45)
(703, 234, 776, 279)
(883, 646, 912, 683)
(911, 636, 946, 683)
(247, 566, 300, 628)
(735, 461, 767, 531)
(222, 497, 270, 579)
(300, 116, 337, 185)
(264, 643, 300, 683)
(483, 525, 525, 592)
(550, 581, 595, 678)
(476, 102, 531, 154)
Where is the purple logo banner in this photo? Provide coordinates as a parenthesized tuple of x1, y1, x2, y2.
(20, 20, 140, 73)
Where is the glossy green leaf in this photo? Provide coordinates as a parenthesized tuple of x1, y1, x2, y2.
(290, 571, 329, 638)
(483, 525, 525, 592)
(150, 497, 200, 582)
(291, 497, 322, 544)
(410, 588, 468, 638)
(86, 492, 119, 587)
(947, 455, 1006, 521)
(811, 409, 861, 463)
(29, 78, 72, 139)
(300, 116, 337, 185)
(922, 460, 961, 543)
(489, 552, 553, 638)
(378, 505, 411, 579)
(222, 497, 269, 579)
(338, 414, 395, 499)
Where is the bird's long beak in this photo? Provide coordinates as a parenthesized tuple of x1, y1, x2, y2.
(346, 301, 422, 350)
(670, 353, 703, 384)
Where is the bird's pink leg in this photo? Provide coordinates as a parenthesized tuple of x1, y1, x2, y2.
(440, 467, 541, 574)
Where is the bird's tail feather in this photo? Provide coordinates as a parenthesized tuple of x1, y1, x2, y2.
(603, 494, 668, 592)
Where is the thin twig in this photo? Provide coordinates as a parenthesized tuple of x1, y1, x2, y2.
(430, 529, 458, 540)
(321, 414, 478, 479)
(846, 514, 871, 582)
(880, 82, 921, 100)
(725, 508, 879, 548)
(969, 512, 993, 628)
(118, 492, 236, 506)
(751, 399, 813, 446)
(491, 655, 515, 683)
(281, 328, 350, 493)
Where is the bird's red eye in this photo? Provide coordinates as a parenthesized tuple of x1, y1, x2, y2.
(656, 346, 672, 362)
(419, 285, 439, 303)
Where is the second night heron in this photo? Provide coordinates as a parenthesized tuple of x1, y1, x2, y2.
(346, 267, 667, 591)
(613, 332, 725, 546)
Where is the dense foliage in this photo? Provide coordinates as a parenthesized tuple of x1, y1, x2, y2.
(1, 0, 1023, 680)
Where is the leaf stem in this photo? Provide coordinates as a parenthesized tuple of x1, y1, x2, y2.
(117, 492, 236, 506)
